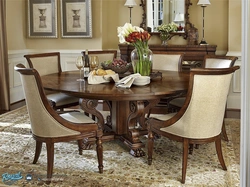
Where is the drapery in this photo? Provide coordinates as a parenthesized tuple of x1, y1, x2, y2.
(0, 0, 10, 111)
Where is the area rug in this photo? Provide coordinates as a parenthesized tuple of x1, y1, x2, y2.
(0, 106, 240, 187)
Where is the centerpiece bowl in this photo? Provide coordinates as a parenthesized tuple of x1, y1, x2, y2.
(101, 59, 131, 74)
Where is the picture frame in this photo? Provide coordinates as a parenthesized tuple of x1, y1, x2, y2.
(27, 0, 57, 38)
(60, 0, 92, 38)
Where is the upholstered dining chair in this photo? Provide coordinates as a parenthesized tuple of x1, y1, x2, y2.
(14, 63, 104, 182)
(168, 55, 238, 141)
(24, 52, 79, 111)
(147, 52, 184, 115)
(146, 66, 240, 184)
(152, 51, 184, 71)
(81, 50, 117, 63)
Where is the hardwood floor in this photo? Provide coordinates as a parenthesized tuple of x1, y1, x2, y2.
(0, 100, 241, 119)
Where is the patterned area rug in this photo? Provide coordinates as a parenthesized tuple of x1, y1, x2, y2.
(0, 106, 240, 187)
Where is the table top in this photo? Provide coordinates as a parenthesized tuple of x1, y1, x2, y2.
(41, 70, 190, 101)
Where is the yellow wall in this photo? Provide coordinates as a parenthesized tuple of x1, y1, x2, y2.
(6, 0, 241, 54)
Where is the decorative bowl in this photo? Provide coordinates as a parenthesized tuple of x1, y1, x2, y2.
(111, 63, 131, 74)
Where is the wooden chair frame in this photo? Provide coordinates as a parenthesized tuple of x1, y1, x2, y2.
(24, 52, 79, 110)
(15, 64, 103, 183)
(146, 66, 240, 184)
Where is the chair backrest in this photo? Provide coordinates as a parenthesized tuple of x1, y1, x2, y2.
(81, 50, 117, 63)
(14, 64, 80, 138)
(152, 51, 184, 71)
(203, 55, 238, 68)
(168, 66, 240, 139)
(24, 52, 62, 76)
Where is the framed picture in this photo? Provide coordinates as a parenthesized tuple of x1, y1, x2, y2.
(27, 0, 57, 38)
(60, 0, 92, 38)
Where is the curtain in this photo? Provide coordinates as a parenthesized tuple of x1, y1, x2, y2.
(0, 0, 10, 111)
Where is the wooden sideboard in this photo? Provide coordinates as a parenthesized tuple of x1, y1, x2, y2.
(118, 44, 217, 69)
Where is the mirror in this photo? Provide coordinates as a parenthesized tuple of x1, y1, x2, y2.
(140, 0, 194, 39)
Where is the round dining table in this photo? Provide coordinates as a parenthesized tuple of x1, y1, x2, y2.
(41, 70, 190, 157)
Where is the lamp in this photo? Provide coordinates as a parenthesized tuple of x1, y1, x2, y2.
(124, 0, 137, 24)
(197, 0, 211, 45)
(174, 13, 185, 31)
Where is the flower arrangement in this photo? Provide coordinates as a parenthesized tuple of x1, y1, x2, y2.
(117, 23, 152, 76)
(157, 22, 178, 43)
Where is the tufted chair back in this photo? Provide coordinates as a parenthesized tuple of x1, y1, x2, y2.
(152, 52, 184, 71)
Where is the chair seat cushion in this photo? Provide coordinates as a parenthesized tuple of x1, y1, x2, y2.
(169, 97, 185, 107)
(149, 113, 176, 121)
(60, 111, 96, 123)
(47, 93, 79, 107)
(149, 112, 191, 137)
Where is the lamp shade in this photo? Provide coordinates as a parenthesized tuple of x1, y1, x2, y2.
(197, 0, 211, 7)
(174, 13, 184, 22)
(124, 0, 137, 7)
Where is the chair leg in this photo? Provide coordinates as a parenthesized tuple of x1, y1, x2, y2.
(46, 142, 54, 183)
(221, 120, 229, 141)
(215, 137, 227, 170)
(77, 140, 83, 155)
(33, 141, 42, 164)
(147, 131, 154, 165)
(96, 137, 103, 173)
(181, 139, 189, 184)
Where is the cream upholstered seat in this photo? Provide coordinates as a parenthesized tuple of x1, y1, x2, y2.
(24, 52, 79, 111)
(168, 55, 238, 140)
(14, 64, 103, 182)
(146, 66, 240, 184)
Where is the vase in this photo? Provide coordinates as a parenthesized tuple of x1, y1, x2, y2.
(131, 48, 153, 76)
(160, 32, 170, 45)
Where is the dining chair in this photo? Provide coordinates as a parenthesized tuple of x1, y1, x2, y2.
(24, 52, 79, 111)
(14, 63, 104, 183)
(81, 50, 117, 63)
(152, 51, 184, 71)
(147, 52, 184, 116)
(168, 55, 238, 141)
(146, 66, 240, 184)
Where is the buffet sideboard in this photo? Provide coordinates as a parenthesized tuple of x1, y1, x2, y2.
(118, 44, 217, 70)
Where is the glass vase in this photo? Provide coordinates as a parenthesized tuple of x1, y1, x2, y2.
(160, 32, 170, 45)
(130, 47, 153, 76)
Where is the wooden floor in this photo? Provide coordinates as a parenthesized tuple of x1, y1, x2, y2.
(0, 100, 241, 119)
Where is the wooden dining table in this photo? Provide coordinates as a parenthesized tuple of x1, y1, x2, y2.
(41, 70, 190, 157)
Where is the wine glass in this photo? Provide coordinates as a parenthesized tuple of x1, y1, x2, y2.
(90, 56, 99, 71)
(75, 56, 85, 81)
